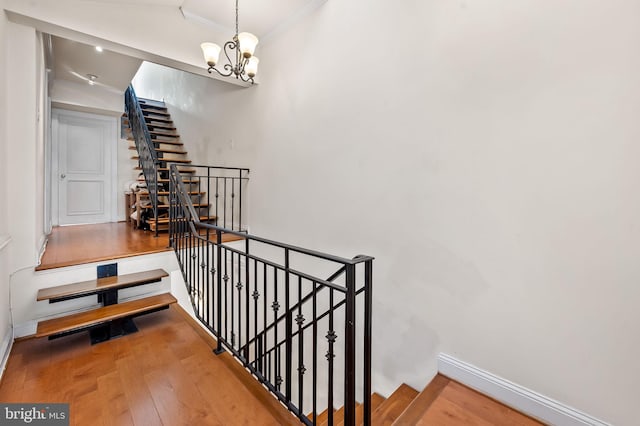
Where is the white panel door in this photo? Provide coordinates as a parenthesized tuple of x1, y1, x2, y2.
(54, 110, 115, 225)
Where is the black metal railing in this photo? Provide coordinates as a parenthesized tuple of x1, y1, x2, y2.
(170, 164, 249, 232)
(169, 164, 374, 425)
(125, 85, 159, 232)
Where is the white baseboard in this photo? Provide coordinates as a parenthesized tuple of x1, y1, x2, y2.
(14, 321, 36, 338)
(0, 326, 14, 380)
(437, 353, 610, 426)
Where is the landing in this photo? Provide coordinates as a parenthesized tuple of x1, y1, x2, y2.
(37, 223, 171, 271)
(37, 222, 245, 271)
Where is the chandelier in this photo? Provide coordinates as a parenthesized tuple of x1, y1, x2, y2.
(200, 0, 259, 84)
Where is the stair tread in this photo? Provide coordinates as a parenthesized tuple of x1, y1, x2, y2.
(146, 123, 176, 130)
(138, 97, 164, 104)
(141, 108, 169, 116)
(357, 393, 385, 426)
(141, 203, 208, 209)
(392, 374, 449, 425)
(322, 405, 347, 426)
(371, 384, 419, 426)
(416, 380, 544, 426)
(149, 131, 180, 137)
(36, 293, 177, 337)
(134, 166, 194, 173)
(156, 178, 198, 183)
(140, 105, 167, 111)
(311, 392, 385, 425)
(336, 404, 363, 426)
(37, 269, 169, 302)
(132, 156, 192, 164)
(156, 191, 204, 195)
(129, 146, 187, 155)
(144, 117, 173, 124)
(153, 215, 215, 224)
(127, 137, 183, 146)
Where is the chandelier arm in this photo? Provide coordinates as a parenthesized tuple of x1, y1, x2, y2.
(238, 74, 254, 84)
(222, 40, 238, 74)
(223, 63, 234, 74)
(208, 65, 234, 78)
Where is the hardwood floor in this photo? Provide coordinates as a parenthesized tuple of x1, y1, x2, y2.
(0, 303, 544, 425)
(37, 222, 245, 271)
(38, 222, 171, 271)
(0, 305, 300, 426)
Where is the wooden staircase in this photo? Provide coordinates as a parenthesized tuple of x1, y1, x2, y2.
(123, 98, 215, 232)
(35, 268, 176, 344)
(313, 374, 542, 425)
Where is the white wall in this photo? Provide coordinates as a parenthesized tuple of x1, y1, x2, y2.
(6, 22, 40, 272)
(3, 1, 639, 424)
(0, 1, 15, 373)
(132, 61, 233, 164)
(133, 1, 640, 425)
(35, 32, 47, 256)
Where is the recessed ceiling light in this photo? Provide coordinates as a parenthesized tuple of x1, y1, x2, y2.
(95, 46, 103, 53)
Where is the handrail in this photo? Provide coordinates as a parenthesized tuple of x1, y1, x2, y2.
(169, 166, 374, 425)
(125, 85, 159, 233)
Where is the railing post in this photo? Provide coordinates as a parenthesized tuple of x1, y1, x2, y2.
(214, 229, 225, 355)
(344, 263, 356, 426)
(363, 260, 373, 426)
(284, 248, 292, 401)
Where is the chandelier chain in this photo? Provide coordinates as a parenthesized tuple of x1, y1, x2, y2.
(235, 0, 239, 37)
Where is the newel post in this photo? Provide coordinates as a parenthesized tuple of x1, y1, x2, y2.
(344, 263, 356, 425)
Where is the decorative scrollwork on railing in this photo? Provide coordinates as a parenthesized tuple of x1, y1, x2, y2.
(168, 163, 374, 426)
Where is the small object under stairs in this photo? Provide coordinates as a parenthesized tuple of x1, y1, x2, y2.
(123, 98, 215, 232)
(35, 268, 176, 344)
(312, 374, 542, 425)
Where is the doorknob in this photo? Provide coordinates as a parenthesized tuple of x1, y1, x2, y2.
(60, 174, 66, 179)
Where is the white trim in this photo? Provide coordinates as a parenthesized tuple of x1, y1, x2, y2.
(109, 117, 118, 222)
(13, 321, 36, 339)
(36, 234, 47, 265)
(0, 235, 11, 252)
(437, 353, 611, 426)
(0, 326, 14, 381)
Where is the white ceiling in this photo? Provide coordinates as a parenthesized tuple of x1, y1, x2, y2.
(49, 0, 325, 91)
(77, 0, 326, 39)
(52, 36, 143, 92)
(181, 0, 323, 39)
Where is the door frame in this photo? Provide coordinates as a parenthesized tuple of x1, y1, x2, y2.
(50, 108, 118, 226)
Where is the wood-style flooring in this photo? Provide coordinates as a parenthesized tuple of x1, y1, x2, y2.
(0, 303, 544, 425)
(37, 222, 244, 271)
(38, 222, 171, 271)
(0, 306, 300, 426)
